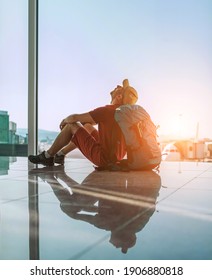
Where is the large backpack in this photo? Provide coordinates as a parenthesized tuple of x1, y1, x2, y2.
(111, 104, 161, 170)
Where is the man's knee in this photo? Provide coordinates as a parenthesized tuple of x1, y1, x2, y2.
(64, 122, 82, 135)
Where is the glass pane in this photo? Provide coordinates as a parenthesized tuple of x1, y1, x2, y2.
(38, 0, 212, 156)
(38, 0, 212, 260)
(0, 0, 28, 156)
(0, 0, 29, 260)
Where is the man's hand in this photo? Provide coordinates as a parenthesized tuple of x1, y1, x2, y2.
(59, 119, 67, 130)
(59, 115, 75, 130)
(59, 113, 95, 130)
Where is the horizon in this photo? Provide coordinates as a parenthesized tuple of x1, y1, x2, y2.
(16, 127, 212, 142)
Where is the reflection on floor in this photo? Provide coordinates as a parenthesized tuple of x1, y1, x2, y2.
(0, 157, 212, 260)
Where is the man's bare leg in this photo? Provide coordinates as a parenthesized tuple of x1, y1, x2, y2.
(28, 123, 96, 166)
(47, 123, 81, 156)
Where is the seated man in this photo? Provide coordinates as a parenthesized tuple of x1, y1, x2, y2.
(28, 82, 132, 167)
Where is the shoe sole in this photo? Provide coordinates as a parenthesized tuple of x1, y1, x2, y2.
(28, 156, 54, 166)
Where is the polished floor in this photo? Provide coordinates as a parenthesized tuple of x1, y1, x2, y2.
(0, 156, 211, 260)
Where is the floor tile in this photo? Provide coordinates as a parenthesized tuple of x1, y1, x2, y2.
(0, 156, 212, 260)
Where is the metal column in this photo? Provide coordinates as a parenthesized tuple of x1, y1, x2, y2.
(28, 0, 38, 156)
(28, 0, 39, 260)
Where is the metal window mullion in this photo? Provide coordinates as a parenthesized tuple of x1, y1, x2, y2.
(28, 1, 40, 260)
(28, 0, 38, 156)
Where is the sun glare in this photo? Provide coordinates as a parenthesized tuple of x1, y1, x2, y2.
(164, 114, 183, 138)
(161, 114, 199, 140)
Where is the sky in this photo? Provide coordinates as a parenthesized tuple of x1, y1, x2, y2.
(0, 0, 212, 140)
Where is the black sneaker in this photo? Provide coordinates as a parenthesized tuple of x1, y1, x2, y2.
(28, 151, 54, 166)
(54, 154, 65, 165)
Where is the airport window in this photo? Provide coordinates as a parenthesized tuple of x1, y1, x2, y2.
(0, 0, 28, 156)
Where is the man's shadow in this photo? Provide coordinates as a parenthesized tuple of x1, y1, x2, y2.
(30, 167, 161, 254)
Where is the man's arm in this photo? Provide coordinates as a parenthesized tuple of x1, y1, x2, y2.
(59, 112, 96, 130)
